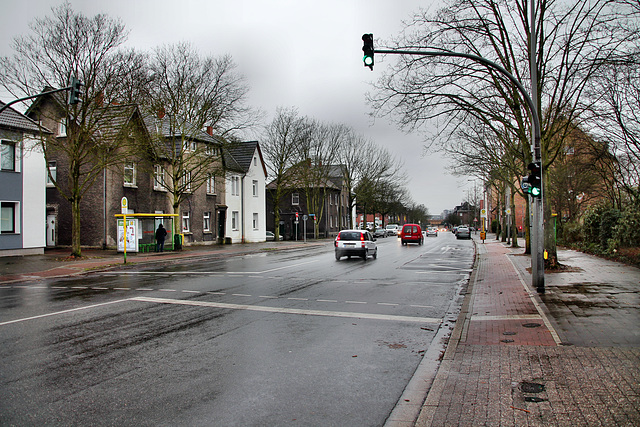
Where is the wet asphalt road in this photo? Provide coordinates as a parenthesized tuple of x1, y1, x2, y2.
(0, 232, 474, 426)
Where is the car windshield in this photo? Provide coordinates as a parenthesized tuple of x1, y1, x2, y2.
(339, 232, 362, 241)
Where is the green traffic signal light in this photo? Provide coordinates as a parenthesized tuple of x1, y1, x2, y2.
(526, 161, 542, 198)
(362, 33, 374, 70)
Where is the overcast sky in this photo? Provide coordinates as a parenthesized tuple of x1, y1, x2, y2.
(0, 0, 476, 215)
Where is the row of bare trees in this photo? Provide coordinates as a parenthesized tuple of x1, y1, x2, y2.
(367, 0, 640, 266)
(262, 107, 412, 239)
(0, 4, 259, 257)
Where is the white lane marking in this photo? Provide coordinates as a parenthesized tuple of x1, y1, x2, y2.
(317, 299, 337, 303)
(207, 292, 226, 295)
(287, 297, 308, 301)
(0, 299, 133, 326)
(159, 289, 177, 292)
(506, 254, 563, 345)
(114, 287, 130, 291)
(345, 301, 367, 304)
(410, 305, 434, 309)
(72, 286, 88, 289)
(232, 293, 251, 297)
(131, 296, 442, 324)
(181, 290, 200, 293)
(137, 288, 154, 291)
(377, 303, 399, 306)
(91, 287, 109, 290)
(107, 259, 317, 276)
(259, 295, 278, 299)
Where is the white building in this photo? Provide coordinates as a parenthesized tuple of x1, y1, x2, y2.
(224, 141, 267, 243)
(0, 101, 49, 256)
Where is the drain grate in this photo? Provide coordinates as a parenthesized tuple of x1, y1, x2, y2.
(500, 339, 515, 343)
(503, 331, 517, 336)
(522, 323, 542, 328)
(520, 382, 545, 393)
(524, 396, 546, 403)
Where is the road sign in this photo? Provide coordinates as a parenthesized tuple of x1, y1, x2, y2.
(121, 197, 128, 214)
(481, 208, 487, 218)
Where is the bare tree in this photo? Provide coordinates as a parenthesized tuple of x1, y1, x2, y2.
(0, 3, 145, 257)
(367, 0, 640, 266)
(262, 107, 311, 240)
(144, 42, 259, 236)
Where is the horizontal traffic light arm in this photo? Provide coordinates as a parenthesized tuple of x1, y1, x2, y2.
(0, 78, 82, 114)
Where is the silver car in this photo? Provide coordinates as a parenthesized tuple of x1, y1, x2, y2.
(334, 230, 378, 260)
(455, 226, 471, 240)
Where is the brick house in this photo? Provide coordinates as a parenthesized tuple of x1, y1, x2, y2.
(266, 163, 352, 240)
(27, 94, 228, 250)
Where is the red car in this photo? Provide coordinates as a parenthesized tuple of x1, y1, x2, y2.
(400, 224, 423, 246)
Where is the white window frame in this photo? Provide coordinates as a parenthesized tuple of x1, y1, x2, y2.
(46, 161, 56, 187)
(206, 175, 216, 195)
(124, 162, 137, 187)
(182, 211, 190, 233)
(252, 180, 258, 197)
(1, 141, 17, 172)
(253, 213, 258, 230)
(232, 211, 239, 231)
(181, 171, 192, 193)
(203, 211, 211, 232)
(58, 117, 67, 137)
(0, 201, 19, 234)
(292, 192, 299, 205)
(231, 176, 240, 196)
(153, 164, 166, 191)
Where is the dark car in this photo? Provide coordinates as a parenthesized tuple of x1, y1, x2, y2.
(335, 230, 378, 260)
(373, 228, 387, 238)
(400, 224, 423, 246)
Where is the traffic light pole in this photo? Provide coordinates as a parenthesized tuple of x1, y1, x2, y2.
(370, 47, 545, 292)
(0, 86, 72, 115)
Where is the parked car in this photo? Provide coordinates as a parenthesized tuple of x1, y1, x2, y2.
(400, 224, 423, 246)
(335, 230, 378, 260)
(455, 226, 471, 240)
(373, 228, 387, 238)
(385, 224, 400, 236)
(266, 231, 283, 241)
(426, 227, 438, 237)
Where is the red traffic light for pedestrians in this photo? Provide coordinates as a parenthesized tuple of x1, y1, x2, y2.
(362, 34, 374, 70)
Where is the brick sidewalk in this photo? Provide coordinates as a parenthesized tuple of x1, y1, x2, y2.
(415, 239, 640, 426)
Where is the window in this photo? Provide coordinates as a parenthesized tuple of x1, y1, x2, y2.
(153, 165, 165, 191)
(124, 162, 136, 186)
(231, 176, 240, 196)
(181, 171, 192, 192)
(232, 211, 239, 231)
(1, 141, 16, 171)
(58, 118, 67, 137)
(253, 213, 258, 230)
(203, 212, 211, 232)
(252, 180, 258, 197)
(0, 202, 18, 234)
(183, 140, 197, 152)
(206, 175, 216, 194)
(292, 193, 299, 205)
(253, 156, 257, 167)
(46, 161, 56, 187)
(182, 211, 190, 232)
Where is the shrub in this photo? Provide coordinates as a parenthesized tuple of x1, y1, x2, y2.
(614, 200, 640, 247)
(560, 221, 583, 244)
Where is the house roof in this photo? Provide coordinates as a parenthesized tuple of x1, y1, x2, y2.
(0, 100, 52, 134)
(224, 141, 267, 177)
(141, 113, 222, 145)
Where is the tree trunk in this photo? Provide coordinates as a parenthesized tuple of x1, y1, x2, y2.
(70, 197, 82, 258)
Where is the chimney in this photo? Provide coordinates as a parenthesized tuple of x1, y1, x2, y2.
(157, 107, 165, 119)
(206, 126, 213, 136)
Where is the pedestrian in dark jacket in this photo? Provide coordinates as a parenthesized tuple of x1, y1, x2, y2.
(155, 223, 168, 252)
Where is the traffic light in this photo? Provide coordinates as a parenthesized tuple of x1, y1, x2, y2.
(521, 161, 542, 197)
(362, 33, 374, 70)
(68, 76, 82, 105)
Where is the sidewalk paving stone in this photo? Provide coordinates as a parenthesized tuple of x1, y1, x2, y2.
(413, 236, 640, 427)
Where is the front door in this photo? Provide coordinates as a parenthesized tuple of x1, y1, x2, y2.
(46, 214, 56, 247)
